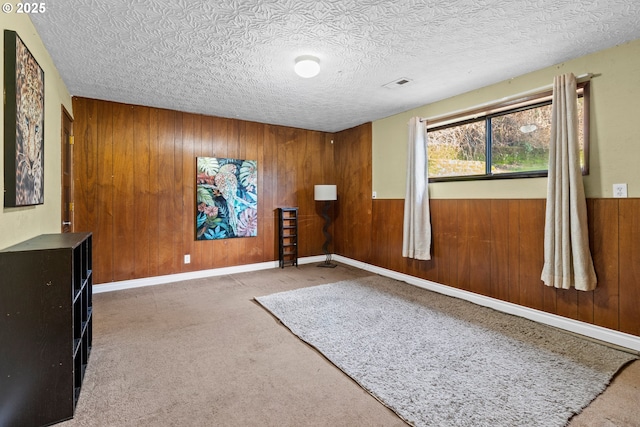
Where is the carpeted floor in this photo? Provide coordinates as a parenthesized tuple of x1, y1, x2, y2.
(58, 263, 640, 427)
(256, 276, 637, 427)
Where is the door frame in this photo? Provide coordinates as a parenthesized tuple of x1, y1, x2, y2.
(61, 106, 74, 232)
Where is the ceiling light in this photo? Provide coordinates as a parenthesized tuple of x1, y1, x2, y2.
(294, 55, 320, 78)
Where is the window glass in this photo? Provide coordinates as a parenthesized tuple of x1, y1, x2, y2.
(491, 103, 552, 174)
(428, 120, 485, 177)
(427, 83, 588, 181)
(577, 97, 585, 166)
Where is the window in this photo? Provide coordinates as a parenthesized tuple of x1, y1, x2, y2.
(427, 82, 589, 181)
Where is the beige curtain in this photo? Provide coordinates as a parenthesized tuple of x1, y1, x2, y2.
(541, 73, 597, 291)
(402, 117, 431, 260)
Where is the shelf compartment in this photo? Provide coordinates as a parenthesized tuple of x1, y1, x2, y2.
(278, 208, 299, 268)
(73, 297, 82, 341)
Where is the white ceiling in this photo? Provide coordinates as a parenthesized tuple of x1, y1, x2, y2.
(30, 0, 640, 133)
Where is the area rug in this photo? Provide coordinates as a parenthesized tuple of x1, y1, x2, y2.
(255, 275, 637, 427)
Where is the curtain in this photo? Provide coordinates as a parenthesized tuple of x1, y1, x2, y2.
(402, 117, 431, 260)
(541, 73, 597, 291)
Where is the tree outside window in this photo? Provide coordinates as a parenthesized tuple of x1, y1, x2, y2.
(427, 83, 588, 181)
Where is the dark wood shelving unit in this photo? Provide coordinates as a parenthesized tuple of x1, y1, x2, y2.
(0, 232, 93, 427)
(278, 207, 298, 268)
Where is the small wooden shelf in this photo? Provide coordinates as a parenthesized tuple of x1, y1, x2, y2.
(278, 207, 298, 268)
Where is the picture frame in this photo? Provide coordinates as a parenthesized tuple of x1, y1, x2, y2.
(4, 30, 45, 207)
(196, 157, 258, 240)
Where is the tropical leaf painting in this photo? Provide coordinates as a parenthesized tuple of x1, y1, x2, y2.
(196, 157, 258, 240)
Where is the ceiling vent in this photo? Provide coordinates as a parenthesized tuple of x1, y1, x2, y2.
(382, 77, 414, 89)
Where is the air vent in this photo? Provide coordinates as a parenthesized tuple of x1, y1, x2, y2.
(382, 77, 414, 89)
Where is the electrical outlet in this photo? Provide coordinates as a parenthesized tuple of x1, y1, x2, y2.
(372, 191, 377, 199)
(184, 254, 191, 264)
(613, 183, 628, 198)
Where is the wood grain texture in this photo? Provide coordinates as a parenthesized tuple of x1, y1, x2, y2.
(334, 123, 372, 263)
(61, 107, 74, 233)
(429, 199, 443, 281)
(590, 199, 618, 328)
(275, 126, 298, 209)
(243, 121, 265, 264)
(619, 199, 640, 336)
(366, 198, 639, 337)
(95, 101, 114, 284)
(518, 200, 545, 311)
(181, 113, 198, 272)
(133, 106, 151, 278)
(468, 200, 491, 296)
(111, 103, 135, 281)
(72, 97, 333, 282)
(439, 200, 458, 288)
(577, 199, 596, 324)
(261, 125, 278, 262)
(556, 287, 578, 319)
(507, 200, 521, 305)
(172, 113, 184, 271)
(199, 115, 216, 269)
(148, 108, 160, 278)
(156, 109, 179, 275)
(490, 200, 510, 301)
(72, 98, 97, 235)
(297, 130, 314, 258)
(456, 200, 471, 291)
(370, 199, 387, 269)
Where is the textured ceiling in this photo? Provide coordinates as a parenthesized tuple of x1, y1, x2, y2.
(30, 0, 640, 132)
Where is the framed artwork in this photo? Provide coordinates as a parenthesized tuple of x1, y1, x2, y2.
(3, 30, 45, 207)
(196, 157, 258, 240)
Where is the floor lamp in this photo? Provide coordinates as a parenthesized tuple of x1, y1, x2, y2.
(314, 184, 337, 268)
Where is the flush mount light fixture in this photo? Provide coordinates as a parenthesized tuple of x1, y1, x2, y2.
(520, 124, 538, 133)
(294, 55, 320, 78)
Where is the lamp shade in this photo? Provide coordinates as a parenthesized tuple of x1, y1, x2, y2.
(314, 185, 337, 201)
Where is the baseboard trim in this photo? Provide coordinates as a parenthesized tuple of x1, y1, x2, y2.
(333, 255, 640, 354)
(94, 254, 640, 353)
(93, 255, 326, 294)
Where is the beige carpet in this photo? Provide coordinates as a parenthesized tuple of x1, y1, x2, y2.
(59, 263, 640, 427)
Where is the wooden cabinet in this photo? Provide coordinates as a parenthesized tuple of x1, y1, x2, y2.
(0, 233, 93, 427)
(278, 207, 298, 268)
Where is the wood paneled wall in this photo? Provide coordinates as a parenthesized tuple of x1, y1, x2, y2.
(365, 198, 640, 336)
(72, 98, 639, 338)
(334, 123, 373, 261)
(330, 122, 639, 338)
(72, 97, 334, 284)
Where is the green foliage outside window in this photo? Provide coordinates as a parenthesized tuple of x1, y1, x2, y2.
(427, 94, 586, 180)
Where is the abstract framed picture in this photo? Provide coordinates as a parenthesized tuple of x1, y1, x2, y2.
(196, 157, 258, 240)
(3, 30, 45, 207)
